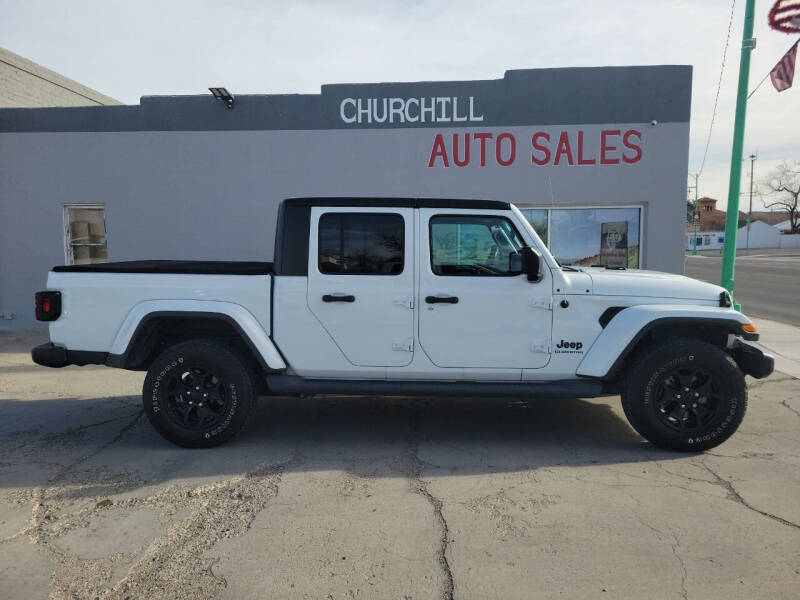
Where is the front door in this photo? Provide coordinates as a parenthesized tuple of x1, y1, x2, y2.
(307, 206, 415, 367)
(417, 209, 552, 369)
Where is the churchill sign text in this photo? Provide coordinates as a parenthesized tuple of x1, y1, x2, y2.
(340, 96, 484, 124)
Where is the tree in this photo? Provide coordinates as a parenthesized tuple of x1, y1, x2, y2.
(759, 161, 800, 234)
(686, 198, 697, 222)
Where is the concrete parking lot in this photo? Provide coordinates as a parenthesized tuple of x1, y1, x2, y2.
(1, 331, 799, 600)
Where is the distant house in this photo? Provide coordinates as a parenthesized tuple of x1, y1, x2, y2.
(773, 219, 798, 234)
(687, 197, 791, 250)
(0, 46, 121, 108)
(750, 211, 793, 227)
(685, 229, 727, 250)
(685, 220, 783, 251)
(693, 198, 742, 231)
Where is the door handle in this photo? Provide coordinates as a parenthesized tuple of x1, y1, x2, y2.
(425, 295, 459, 304)
(322, 294, 355, 303)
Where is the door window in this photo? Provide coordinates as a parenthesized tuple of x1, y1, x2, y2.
(318, 213, 404, 275)
(429, 215, 525, 276)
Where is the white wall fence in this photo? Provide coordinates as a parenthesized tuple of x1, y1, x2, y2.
(686, 225, 800, 251)
(778, 234, 800, 248)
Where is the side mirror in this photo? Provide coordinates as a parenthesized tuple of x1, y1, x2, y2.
(521, 246, 541, 282)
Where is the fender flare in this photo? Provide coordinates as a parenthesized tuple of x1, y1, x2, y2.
(107, 300, 287, 370)
(576, 304, 752, 379)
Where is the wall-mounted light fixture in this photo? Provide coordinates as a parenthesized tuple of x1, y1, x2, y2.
(209, 87, 234, 109)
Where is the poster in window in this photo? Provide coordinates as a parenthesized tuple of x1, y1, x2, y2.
(600, 221, 628, 268)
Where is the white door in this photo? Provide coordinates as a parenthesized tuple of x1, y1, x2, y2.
(418, 209, 552, 369)
(307, 206, 415, 367)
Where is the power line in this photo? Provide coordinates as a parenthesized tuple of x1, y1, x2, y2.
(0, 57, 106, 106)
(697, 0, 737, 178)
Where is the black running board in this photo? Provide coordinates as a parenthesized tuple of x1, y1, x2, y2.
(265, 375, 603, 398)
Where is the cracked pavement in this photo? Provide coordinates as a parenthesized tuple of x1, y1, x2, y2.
(1, 332, 799, 599)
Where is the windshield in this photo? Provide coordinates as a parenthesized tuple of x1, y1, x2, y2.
(509, 204, 559, 268)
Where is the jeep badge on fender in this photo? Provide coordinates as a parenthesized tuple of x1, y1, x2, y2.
(555, 340, 583, 352)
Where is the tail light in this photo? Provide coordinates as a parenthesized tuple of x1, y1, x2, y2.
(35, 291, 61, 321)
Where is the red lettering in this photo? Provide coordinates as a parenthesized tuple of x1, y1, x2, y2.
(577, 131, 596, 165)
(531, 132, 551, 166)
(452, 134, 470, 167)
(428, 134, 450, 168)
(554, 131, 573, 166)
(622, 130, 642, 164)
(495, 133, 516, 166)
(474, 132, 492, 166)
(601, 130, 621, 165)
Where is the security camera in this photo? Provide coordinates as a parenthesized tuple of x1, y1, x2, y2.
(650, 120, 658, 126)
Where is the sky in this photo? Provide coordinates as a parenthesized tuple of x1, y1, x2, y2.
(1, 0, 797, 210)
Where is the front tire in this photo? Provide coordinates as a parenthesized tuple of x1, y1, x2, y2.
(621, 339, 747, 452)
(142, 339, 256, 448)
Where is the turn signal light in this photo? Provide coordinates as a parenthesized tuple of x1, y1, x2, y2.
(35, 291, 62, 321)
(742, 323, 757, 333)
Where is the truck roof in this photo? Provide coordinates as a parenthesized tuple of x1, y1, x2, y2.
(281, 198, 510, 210)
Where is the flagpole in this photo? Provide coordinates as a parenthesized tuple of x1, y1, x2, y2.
(720, 0, 756, 310)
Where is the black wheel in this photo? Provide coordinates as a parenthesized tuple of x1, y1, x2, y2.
(621, 339, 747, 452)
(142, 339, 256, 448)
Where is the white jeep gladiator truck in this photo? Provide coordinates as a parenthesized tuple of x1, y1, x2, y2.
(32, 198, 773, 451)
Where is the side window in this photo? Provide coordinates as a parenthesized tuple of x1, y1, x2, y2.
(318, 213, 404, 275)
(430, 215, 525, 276)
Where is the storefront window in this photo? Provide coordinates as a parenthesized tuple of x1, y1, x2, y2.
(518, 206, 641, 268)
(64, 205, 108, 265)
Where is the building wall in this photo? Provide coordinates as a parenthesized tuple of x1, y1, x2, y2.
(0, 66, 692, 330)
(686, 230, 726, 250)
(0, 47, 121, 108)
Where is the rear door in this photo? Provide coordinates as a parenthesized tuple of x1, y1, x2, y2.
(417, 208, 553, 369)
(307, 206, 415, 367)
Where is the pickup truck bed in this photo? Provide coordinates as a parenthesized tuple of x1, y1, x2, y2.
(52, 260, 274, 275)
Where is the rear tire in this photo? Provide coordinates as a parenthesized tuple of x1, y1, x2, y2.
(621, 339, 747, 452)
(142, 339, 256, 448)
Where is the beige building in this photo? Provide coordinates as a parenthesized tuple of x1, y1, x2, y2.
(0, 47, 121, 108)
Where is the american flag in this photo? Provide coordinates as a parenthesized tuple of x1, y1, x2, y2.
(771, 41, 798, 92)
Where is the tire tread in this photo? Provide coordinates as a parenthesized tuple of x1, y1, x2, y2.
(142, 338, 257, 448)
(621, 338, 747, 451)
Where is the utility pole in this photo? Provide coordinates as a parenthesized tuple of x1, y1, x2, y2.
(720, 0, 756, 311)
(746, 153, 756, 251)
(689, 173, 699, 256)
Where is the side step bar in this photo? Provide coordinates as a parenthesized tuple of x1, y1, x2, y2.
(265, 375, 603, 398)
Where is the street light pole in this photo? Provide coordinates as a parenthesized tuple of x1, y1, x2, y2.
(720, 0, 756, 311)
(746, 153, 756, 251)
(692, 173, 699, 256)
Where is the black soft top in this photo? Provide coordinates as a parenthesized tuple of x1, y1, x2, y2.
(281, 197, 510, 209)
(52, 260, 274, 275)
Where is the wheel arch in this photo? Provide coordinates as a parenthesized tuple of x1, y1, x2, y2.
(107, 302, 286, 373)
(577, 305, 753, 381)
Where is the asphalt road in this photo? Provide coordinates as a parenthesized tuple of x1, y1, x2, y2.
(685, 249, 800, 326)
